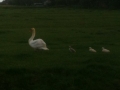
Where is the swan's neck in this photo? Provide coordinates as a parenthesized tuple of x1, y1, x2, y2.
(29, 30, 35, 42)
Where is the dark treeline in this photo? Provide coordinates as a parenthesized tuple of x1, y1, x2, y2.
(2, 0, 120, 9)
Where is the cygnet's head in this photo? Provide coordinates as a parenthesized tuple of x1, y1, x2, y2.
(89, 47, 92, 49)
(102, 47, 104, 49)
(30, 28, 35, 32)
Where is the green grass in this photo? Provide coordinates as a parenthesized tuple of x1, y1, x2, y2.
(0, 7, 120, 90)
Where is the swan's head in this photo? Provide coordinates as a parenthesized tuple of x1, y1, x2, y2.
(30, 28, 35, 32)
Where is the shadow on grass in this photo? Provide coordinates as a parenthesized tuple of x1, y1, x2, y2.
(0, 67, 120, 90)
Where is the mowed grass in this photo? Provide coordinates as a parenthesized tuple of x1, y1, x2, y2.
(0, 7, 120, 90)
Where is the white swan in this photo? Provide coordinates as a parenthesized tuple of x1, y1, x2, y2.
(102, 47, 110, 53)
(69, 46, 76, 53)
(28, 28, 49, 50)
(89, 47, 97, 52)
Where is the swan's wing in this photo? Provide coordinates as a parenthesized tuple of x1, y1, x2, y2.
(29, 39, 47, 49)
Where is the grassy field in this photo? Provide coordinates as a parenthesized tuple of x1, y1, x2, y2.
(0, 7, 120, 90)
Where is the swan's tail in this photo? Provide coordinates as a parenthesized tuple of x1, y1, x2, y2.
(42, 47, 49, 50)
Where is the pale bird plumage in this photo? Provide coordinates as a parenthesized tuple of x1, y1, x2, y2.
(89, 47, 97, 52)
(102, 47, 110, 53)
(69, 46, 76, 53)
(28, 28, 49, 50)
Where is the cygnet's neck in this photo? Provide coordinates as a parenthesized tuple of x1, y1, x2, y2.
(29, 30, 35, 43)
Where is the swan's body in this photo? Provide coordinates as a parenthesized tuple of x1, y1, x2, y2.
(89, 47, 96, 52)
(28, 28, 49, 50)
(102, 47, 110, 53)
(69, 46, 76, 53)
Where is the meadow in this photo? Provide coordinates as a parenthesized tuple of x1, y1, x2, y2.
(0, 7, 120, 90)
